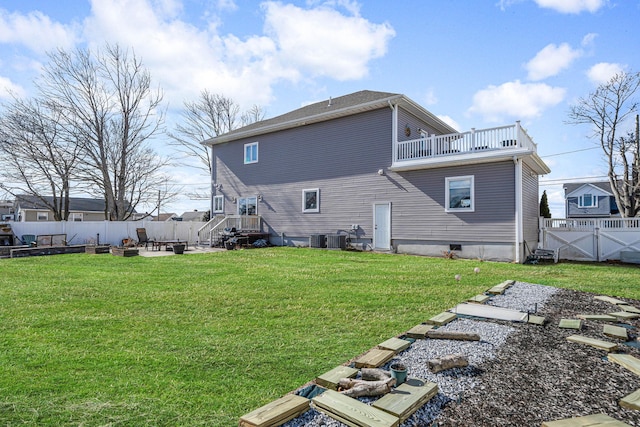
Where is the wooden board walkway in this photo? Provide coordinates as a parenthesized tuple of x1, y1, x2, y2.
(576, 314, 619, 322)
(527, 315, 546, 325)
(618, 304, 640, 314)
(378, 337, 411, 353)
(468, 294, 490, 304)
(609, 311, 640, 320)
(450, 303, 528, 322)
(316, 365, 359, 390)
(559, 319, 582, 330)
(608, 353, 640, 376)
(566, 335, 618, 352)
(239, 394, 310, 427)
(427, 311, 457, 326)
(354, 348, 396, 368)
(620, 388, 640, 410)
(486, 280, 515, 295)
(372, 378, 438, 423)
(406, 323, 434, 339)
(595, 295, 626, 305)
(312, 389, 399, 427)
(603, 324, 628, 340)
(542, 413, 631, 426)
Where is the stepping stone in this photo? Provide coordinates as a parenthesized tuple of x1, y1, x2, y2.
(604, 324, 629, 340)
(576, 314, 619, 322)
(559, 319, 582, 330)
(316, 365, 359, 390)
(406, 323, 434, 339)
(618, 304, 640, 314)
(527, 315, 546, 325)
(239, 394, 310, 427)
(378, 337, 411, 353)
(566, 335, 618, 352)
(372, 378, 438, 423)
(608, 353, 640, 376)
(542, 413, 631, 426)
(451, 303, 528, 322)
(312, 389, 399, 427)
(620, 388, 640, 410)
(595, 295, 626, 305)
(609, 311, 640, 320)
(427, 311, 457, 326)
(486, 280, 515, 295)
(468, 294, 490, 304)
(354, 348, 395, 368)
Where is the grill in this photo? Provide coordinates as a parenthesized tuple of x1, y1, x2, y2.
(0, 223, 15, 246)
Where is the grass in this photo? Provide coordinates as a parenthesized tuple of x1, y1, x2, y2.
(1, 247, 639, 426)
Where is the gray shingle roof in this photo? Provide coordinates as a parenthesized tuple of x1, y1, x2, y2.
(15, 195, 135, 213)
(563, 181, 612, 196)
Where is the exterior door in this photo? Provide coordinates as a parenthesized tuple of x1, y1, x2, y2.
(373, 202, 391, 250)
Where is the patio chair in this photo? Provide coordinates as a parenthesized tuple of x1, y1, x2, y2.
(136, 228, 155, 250)
(21, 234, 36, 247)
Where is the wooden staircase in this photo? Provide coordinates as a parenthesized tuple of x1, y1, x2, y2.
(197, 215, 261, 247)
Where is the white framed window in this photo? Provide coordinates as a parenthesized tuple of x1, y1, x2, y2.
(244, 142, 258, 164)
(237, 196, 258, 216)
(445, 175, 474, 212)
(578, 194, 597, 208)
(70, 212, 83, 222)
(37, 211, 49, 221)
(302, 188, 319, 213)
(213, 195, 224, 213)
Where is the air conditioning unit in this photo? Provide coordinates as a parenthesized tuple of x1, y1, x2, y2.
(326, 234, 346, 250)
(309, 234, 326, 248)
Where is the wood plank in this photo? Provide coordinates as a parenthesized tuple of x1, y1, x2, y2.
(426, 330, 480, 341)
(527, 315, 546, 325)
(486, 280, 515, 295)
(427, 311, 457, 326)
(566, 335, 618, 352)
(609, 311, 640, 320)
(378, 337, 411, 353)
(316, 366, 359, 390)
(468, 294, 490, 304)
(608, 353, 640, 376)
(311, 389, 399, 427)
(542, 413, 631, 426)
(620, 388, 640, 410)
(559, 319, 582, 330)
(354, 348, 395, 368)
(595, 295, 626, 305)
(372, 378, 438, 423)
(576, 314, 619, 322)
(618, 304, 640, 314)
(406, 323, 434, 339)
(239, 394, 310, 427)
(603, 324, 628, 340)
(451, 303, 528, 322)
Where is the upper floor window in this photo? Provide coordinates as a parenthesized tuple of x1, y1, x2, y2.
(578, 194, 597, 208)
(302, 188, 319, 213)
(213, 195, 224, 213)
(445, 175, 474, 212)
(37, 211, 48, 221)
(244, 142, 258, 164)
(70, 212, 83, 222)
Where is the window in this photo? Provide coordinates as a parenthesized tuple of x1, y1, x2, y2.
(445, 176, 474, 212)
(237, 196, 258, 216)
(213, 195, 224, 213)
(302, 188, 319, 213)
(244, 142, 258, 164)
(70, 212, 83, 222)
(37, 211, 48, 221)
(578, 194, 597, 208)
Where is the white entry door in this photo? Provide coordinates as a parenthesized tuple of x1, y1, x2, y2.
(373, 202, 391, 250)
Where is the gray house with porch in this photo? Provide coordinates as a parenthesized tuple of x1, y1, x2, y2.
(201, 90, 550, 262)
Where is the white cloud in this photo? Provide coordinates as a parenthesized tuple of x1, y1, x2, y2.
(533, 0, 607, 14)
(0, 76, 25, 99)
(526, 43, 582, 81)
(587, 62, 625, 85)
(468, 80, 566, 122)
(437, 115, 460, 132)
(0, 9, 78, 54)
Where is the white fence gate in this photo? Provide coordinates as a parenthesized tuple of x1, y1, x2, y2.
(540, 218, 640, 262)
(7, 220, 207, 247)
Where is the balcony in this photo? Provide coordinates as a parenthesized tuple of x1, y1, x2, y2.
(391, 122, 539, 171)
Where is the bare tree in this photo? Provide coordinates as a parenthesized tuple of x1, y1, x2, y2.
(168, 90, 265, 175)
(37, 44, 168, 220)
(0, 96, 82, 220)
(568, 71, 640, 217)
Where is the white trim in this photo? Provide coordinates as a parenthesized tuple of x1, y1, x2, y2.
(373, 202, 391, 250)
(578, 193, 598, 208)
(37, 211, 49, 221)
(302, 188, 320, 213)
(70, 212, 84, 222)
(514, 158, 522, 263)
(445, 175, 475, 212)
(244, 142, 258, 164)
(213, 195, 224, 213)
(237, 196, 258, 216)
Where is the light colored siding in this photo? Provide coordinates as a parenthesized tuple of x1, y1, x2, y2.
(522, 162, 540, 247)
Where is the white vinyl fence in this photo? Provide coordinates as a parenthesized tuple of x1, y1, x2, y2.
(8, 220, 206, 247)
(540, 218, 640, 262)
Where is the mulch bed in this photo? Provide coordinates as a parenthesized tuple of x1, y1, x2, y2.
(436, 288, 640, 426)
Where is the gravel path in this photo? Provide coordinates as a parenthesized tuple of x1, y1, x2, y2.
(281, 281, 640, 427)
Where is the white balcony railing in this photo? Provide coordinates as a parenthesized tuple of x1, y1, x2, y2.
(393, 122, 536, 165)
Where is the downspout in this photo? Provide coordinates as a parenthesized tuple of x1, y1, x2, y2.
(514, 156, 523, 263)
(389, 101, 398, 162)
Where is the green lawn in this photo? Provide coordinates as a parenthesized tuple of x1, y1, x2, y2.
(1, 248, 639, 426)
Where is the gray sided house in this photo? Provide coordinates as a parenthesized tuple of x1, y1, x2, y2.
(563, 181, 619, 218)
(203, 90, 550, 262)
(14, 195, 124, 222)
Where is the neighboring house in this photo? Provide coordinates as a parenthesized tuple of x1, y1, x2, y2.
(563, 181, 619, 218)
(155, 213, 178, 221)
(0, 200, 14, 221)
(14, 195, 134, 221)
(203, 90, 550, 262)
(179, 210, 207, 222)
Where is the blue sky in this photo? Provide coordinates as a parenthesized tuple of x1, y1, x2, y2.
(0, 0, 639, 216)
